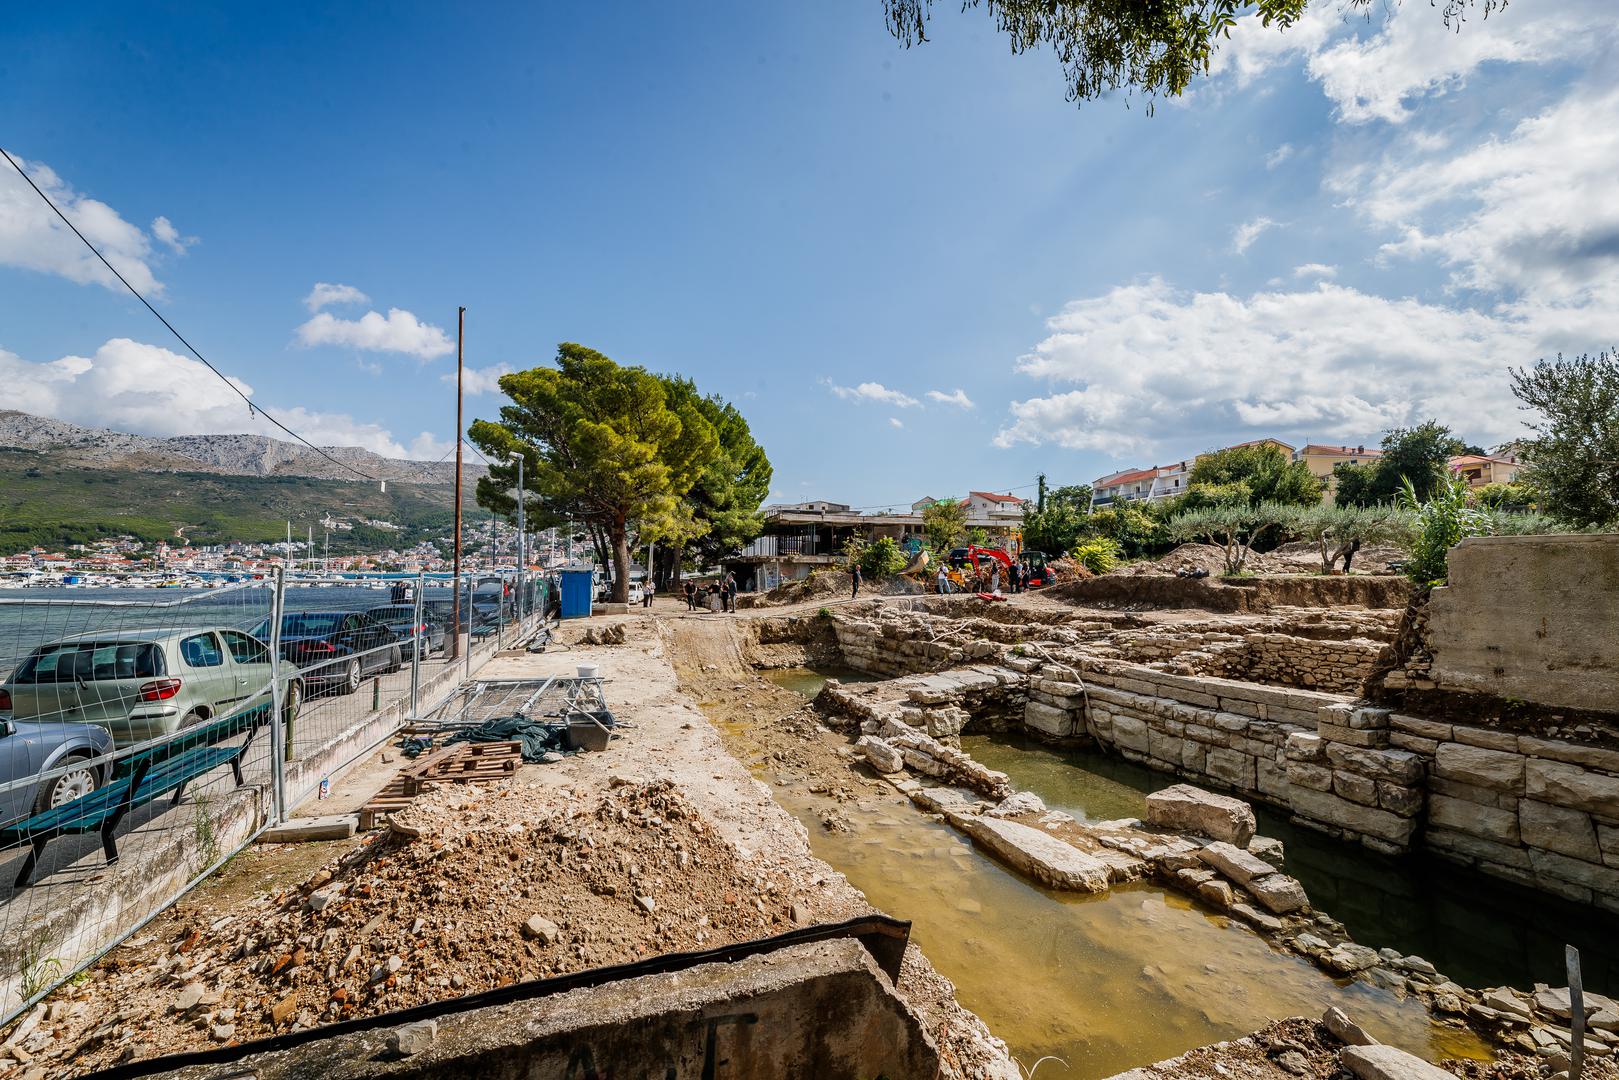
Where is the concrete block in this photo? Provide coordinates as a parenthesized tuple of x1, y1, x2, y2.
(259, 815, 359, 843)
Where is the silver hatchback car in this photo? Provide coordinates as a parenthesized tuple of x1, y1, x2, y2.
(0, 627, 303, 745)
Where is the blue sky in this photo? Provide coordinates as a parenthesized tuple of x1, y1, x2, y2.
(1, 1, 1613, 508)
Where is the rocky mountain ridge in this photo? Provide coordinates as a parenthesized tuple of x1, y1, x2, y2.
(0, 411, 474, 485)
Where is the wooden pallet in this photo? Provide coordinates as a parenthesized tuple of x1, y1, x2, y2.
(358, 741, 523, 830)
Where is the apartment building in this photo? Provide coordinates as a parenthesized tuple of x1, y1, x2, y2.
(1294, 443, 1381, 503)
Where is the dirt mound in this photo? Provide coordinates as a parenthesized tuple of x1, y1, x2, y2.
(44, 780, 809, 1073)
(738, 569, 848, 608)
(1044, 557, 1093, 585)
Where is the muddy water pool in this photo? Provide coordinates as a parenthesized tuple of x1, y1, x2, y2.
(962, 732, 1619, 998)
(755, 669, 1492, 1078)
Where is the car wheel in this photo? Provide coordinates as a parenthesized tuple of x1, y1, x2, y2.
(282, 679, 303, 724)
(180, 709, 208, 729)
(37, 754, 98, 813)
(337, 659, 362, 695)
(383, 646, 402, 675)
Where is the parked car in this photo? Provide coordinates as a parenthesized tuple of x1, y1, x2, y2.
(422, 599, 494, 636)
(0, 628, 302, 745)
(0, 716, 115, 827)
(365, 605, 445, 659)
(249, 612, 402, 695)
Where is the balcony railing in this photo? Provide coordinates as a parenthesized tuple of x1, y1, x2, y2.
(739, 534, 822, 558)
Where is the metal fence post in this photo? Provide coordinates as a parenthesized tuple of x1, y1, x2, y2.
(464, 578, 473, 683)
(410, 570, 424, 717)
(267, 566, 288, 824)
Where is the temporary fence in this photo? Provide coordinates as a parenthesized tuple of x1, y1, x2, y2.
(0, 568, 546, 1025)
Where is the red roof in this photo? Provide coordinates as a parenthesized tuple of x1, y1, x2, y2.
(1100, 468, 1158, 487)
(967, 491, 1024, 504)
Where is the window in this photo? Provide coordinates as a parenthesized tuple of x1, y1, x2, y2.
(342, 614, 363, 631)
(179, 633, 225, 668)
(220, 630, 270, 665)
(15, 641, 163, 683)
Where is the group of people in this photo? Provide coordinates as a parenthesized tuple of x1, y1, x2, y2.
(681, 572, 739, 613)
(932, 557, 1025, 595)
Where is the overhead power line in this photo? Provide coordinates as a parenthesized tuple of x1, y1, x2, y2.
(0, 146, 377, 482)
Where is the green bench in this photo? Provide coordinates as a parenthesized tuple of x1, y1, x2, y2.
(0, 705, 266, 887)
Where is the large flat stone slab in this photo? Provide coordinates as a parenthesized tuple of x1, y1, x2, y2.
(1146, 784, 1257, 846)
(1342, 1044, 1456, 1080)
(957, 815, 1111, 893)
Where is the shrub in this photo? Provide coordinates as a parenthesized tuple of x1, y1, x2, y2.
(1071, 537, 1122, 575)
(1395, 475, 1490, 585)
(859, 536, 908, 578)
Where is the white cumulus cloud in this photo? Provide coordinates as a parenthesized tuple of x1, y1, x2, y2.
(889, 417, 904, 429)
(1232, 217, 1277, 254)
(826, 380, 921, 408)
(1293, 263, 1337, 279)
(926, 388, 975, 409)
(295, 307, 454, 360)
(1265, 143, 1295, 169)
(449, 364, 513, 396)
(303, 282, 370, 312)
(992, 277, 1593, 457)
(0, 152, 174, 294)
(0, 338, 445, 458)
(149, 216, 196, 254)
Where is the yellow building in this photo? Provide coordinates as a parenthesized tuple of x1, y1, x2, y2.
(1293, 444, 1381, 503)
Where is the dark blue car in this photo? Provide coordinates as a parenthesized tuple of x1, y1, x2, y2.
(249, 612, 402, 696)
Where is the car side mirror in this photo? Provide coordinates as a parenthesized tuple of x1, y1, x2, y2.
(0, 719, 13, 737)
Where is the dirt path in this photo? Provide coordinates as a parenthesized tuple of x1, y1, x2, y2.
(658, 614, 1020, 1078)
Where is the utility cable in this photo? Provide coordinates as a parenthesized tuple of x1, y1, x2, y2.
(1, 145, 378, 482)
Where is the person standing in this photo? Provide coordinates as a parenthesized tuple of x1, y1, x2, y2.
(722, 571, 737, 613)
(642, 578, 655, 608)
(684, 580, 696, 611)
(936, 565, 949, 595)
(1010, 561, 1022, 594)
(990, 561, 1001, 595)
(851, 564, 862, 599)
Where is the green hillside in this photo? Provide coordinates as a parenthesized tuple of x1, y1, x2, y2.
(0, 448, 463, 554)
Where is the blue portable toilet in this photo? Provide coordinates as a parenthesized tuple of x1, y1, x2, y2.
(559, 567, 595, 619)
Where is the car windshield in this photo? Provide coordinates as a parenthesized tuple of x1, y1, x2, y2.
(13, 641, 165, 683)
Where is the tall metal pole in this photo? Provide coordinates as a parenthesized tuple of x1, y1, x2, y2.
(409, 569, 424, 717)
(267, 567, 288, 819)
(511, 453, 526, 623)
(449, 306, 465, 662)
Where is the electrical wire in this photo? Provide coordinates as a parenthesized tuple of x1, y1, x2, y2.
(1, 146, 378, 482)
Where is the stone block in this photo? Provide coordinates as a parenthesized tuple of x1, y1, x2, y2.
(1389, 732, 1439, 755)
(1256, 754, 1291, 799)
(1333, 770, 1379, 807)
(1024, 700, 1076, 738)
(1429, 793, 1520, 845)
(1517, 737, 1619, 776)
(1391, 714, 1453, 740)
(1244, 872, 1309, 914)
(1520, 800, 1601, 862)
(1318, 722, 1388, 749)
(1348, 707, 1393, 731)
(1525, 759, 1619, 817)
(1205, 748, 1256, 791)
(1181, 741, 1208, 773)
(1343, 1043, 1456, 1080)
(1430, 775, 1517, 811)
(1433, 743, 1526, 793)
(1112, 714, 1149, 753)
(1424, 826, 1531, 870)
(1285, 732, 1326, 763)
(1289, 787, 1418, 847)
(1145, 784, 1257, 846)
(1528, 847, 1619, 895)
(958, 815, 1111, 892)
(1325, 744, 1424, 785)
(862, 738, 905, 774)
(1286, 761, 1334, 792)
(1198, 840, 1275, 885)
(1377, 782, 1424, 818)
(1148, 728, 1181, 764)
(1453, 726, 1521, 753)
